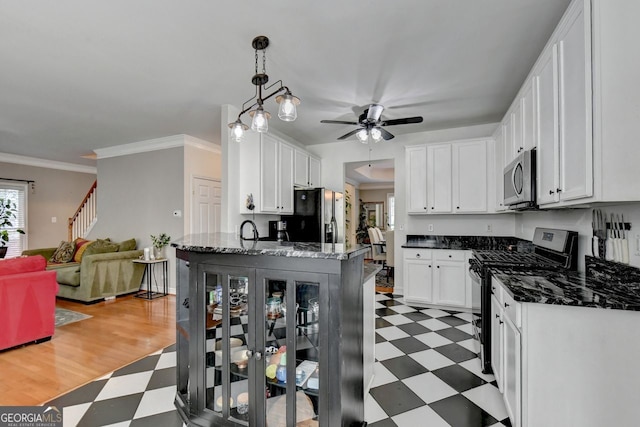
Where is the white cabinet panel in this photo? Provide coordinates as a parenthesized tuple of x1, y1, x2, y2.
(433, 261, 466, 307)
(503, 314, 521, 427)
(454, 140, 488, 213)
(308, 156, 321, 187)
(512, 103, 523, 156)
(427, 144, 452, 213)
(535, 45, 560, 205)
(279, 143, 294, 213)
(491, 294, 504, 392)
(493, 127, 507, 212)
(404, 259, 433, 304)
(557, 1, 592, 202)
(261, 134, 280, 212)
(503, 117, 514, 167)
(521, 80, 536, 152)
(260, 134, 294, 214)
(294, 150, 309, 187)
(406, 146, 428, 214)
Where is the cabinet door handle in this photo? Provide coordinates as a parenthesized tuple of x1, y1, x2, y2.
(254, 351, 263, 361)
(448, 255, 452, 258)
(549, 189, 555, 195)
(428, 265, 432, 268)
(424, 206, 427, 210)
(495, 314, 500, 319)
(556, 188, 562, 193)
(416, 254, 421, 258)
(492, 286, 496, 292)
(499, 320, 504, 325)
(431, 207, 434, 210)
(456, 206, 460, 209)
(504, 302, 510, 308)
(437, 265, 440, 269)
(245, 350, 254, 359)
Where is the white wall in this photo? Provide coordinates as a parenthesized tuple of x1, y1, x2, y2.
(92, 147, 185, 293)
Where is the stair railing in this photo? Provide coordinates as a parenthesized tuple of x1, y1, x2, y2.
(68, 180, 97, 241)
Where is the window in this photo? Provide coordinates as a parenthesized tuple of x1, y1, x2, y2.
(0, 182, 27, 258)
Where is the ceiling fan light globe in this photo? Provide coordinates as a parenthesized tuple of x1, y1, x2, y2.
(356, 129, 368, 143)
(370, 127, 382, 142)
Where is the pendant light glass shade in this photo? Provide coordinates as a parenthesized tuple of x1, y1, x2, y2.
(356, 129, 368, 143)
(228, 119, 249, 142)
(276, 92, 300, 122)
(370, 127, 382, 142)
(249, 107, 271, 133)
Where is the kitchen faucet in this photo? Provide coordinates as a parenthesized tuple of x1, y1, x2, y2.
(239, 220, 259, 241)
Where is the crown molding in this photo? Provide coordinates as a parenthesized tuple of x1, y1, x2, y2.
(94, 134, 220, 160)
(0, 152, 97, 174)
(358, 182, 394, 190)
(184, 135, 221, 153)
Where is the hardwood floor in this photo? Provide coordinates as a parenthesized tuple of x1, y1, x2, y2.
(0, 294, 176, 406)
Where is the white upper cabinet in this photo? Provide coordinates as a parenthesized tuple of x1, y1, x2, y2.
(521, 79, 536, 153)
(260, 134, 294, 214)
(427, 144, 452, 213)
(294, 149, 321, 188)
(493, 125, 507, 212)
(406, 145, 428, 214)
(453, 140, 488, 213)
(535, 44, 560, 205)
(308, 156, 321, 188)
(407, 140, 490, 214)
(556, 0, 592, 202)
(503, 116, 514, 168)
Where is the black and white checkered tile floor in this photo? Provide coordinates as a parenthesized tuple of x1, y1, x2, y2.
(44, 293, 510, 426)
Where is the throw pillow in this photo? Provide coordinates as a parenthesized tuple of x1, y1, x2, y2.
(73, 238, 93, 263)
(50, 241, 76, 263)
(118, 238, 137, 252)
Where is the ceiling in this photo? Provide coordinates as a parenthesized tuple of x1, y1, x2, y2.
(0, 0, 571, 166)
(345, 159, 395, 186)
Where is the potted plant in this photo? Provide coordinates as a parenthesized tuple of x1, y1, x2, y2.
(0, 198, 25, 258)
(150, 233, 171, 259)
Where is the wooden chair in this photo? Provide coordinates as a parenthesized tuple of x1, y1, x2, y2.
(368, 228, 386, 266)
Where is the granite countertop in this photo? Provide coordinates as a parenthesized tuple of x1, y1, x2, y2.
(172, 233, 370, 260)
(402, 235, 527, 251)
(490, 266, 640, 311)
(363, 263, 383, 283)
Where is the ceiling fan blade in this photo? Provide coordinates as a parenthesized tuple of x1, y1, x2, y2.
(366, 104, 384, 122)
(379, 128, 395, 140)
(321, 120, 359, 125)
(337, 128, 362, 140)
(381, 116, 424, 126)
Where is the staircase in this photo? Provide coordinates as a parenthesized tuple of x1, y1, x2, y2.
(68, 181, 97, 241)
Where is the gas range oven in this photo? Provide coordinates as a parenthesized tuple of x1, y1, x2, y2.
(469, 227, 578, 374)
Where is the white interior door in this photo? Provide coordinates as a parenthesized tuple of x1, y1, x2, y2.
(192, 177, 221, 235)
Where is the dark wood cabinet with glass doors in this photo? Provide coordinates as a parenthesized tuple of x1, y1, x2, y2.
(174, 238, 368, 427)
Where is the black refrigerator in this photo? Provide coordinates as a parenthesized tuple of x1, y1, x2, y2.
(281, 188, 344, 243)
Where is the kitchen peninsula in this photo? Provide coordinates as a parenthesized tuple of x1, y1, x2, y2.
(172, 233, 371, 427)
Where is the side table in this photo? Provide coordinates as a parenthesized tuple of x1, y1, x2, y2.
(133, 258, 168, 300)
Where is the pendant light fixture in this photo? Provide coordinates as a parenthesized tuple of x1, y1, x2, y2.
(227, 36, 300, 142)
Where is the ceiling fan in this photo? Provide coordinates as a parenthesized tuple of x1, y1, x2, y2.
(320, 104, 423, 142)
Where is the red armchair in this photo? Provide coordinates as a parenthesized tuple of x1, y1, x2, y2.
(0, 255, 59, 351)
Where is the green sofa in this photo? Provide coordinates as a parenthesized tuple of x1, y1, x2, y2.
(23, 239, 145, 303)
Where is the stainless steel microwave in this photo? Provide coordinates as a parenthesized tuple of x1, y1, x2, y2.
(503, 148, 536, 210)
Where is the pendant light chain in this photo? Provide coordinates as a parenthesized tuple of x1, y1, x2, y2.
(262, 49, 266, 75)
(255, 49, 259, 75)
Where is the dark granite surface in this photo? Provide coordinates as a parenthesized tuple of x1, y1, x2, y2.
(490, 261, 640, 311)
(363, 263, 383, 283)
(172, 233, 370, 260)
(403, 235, 527, 251)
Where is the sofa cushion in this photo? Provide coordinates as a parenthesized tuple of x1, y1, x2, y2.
(118, 238, 137, 252)
(73, 238, 93, 263)
(54, 264, 81, 286)
(50, 241, 76, 263)
(84, 240, 119, 257)
(0, 255, 46, 276)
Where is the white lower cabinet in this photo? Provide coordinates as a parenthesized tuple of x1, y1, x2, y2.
(490, 293, 504, 392)
(404, 249, 469, 308)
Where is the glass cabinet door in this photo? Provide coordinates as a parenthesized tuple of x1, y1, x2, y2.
(255, 270, 327, 427)
(199, 266, 253, 425)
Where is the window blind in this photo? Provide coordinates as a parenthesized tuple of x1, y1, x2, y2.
(0, 182, 27, 258)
